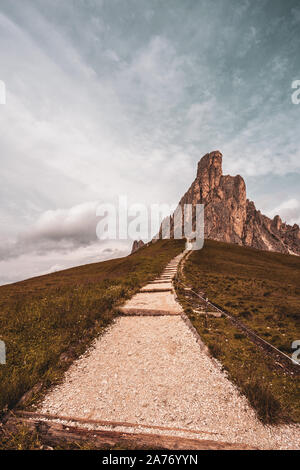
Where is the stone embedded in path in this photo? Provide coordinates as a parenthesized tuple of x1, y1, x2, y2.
(119, 291, 183, 316)
(140, 282, 173, 293)
(193, 309, 222, 318)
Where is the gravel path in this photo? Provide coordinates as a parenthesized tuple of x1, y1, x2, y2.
(119, 254, 184, 315)
(119, 291, 183, 315)
(39, 315, 300, 449)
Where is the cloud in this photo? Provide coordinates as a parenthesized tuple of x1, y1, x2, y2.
(236, 25, 260, 58)
(0, 241, 129, 286)
(0, 196, 130, 285)
(0, 0, 300, 284)
(21, 201, 99, 245)
(47, 264, 66, 274)
(291, 7, 300, 24)
(0, 201, 100, 261)
(267, 199, 300, 226)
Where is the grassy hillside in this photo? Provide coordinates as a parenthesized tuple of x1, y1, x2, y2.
(184, 239, 300, 354)
(0, 239, 184, 415)
(179, 239, 300, 423)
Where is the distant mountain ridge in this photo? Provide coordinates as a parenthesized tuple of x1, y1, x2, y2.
(167, 151, 300, 255)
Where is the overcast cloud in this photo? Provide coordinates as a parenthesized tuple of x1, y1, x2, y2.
(0, 0, 300, 284)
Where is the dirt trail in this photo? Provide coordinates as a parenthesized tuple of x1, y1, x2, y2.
(38, 252, 300, 449)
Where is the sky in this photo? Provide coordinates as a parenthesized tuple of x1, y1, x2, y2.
(0, 0, 300, 285)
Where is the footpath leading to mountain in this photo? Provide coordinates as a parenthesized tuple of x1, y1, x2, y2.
(10, 251, 299, 450)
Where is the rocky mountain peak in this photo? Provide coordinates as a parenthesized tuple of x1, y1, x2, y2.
(197, 150, 222, 177)
(171, 151, 300, 255)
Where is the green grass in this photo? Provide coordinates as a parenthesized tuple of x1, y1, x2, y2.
(0, 239, 184, 418)
(184, 239, 300, 357)
(178, 239, 300, 424)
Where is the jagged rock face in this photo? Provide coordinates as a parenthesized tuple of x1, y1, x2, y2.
(131, 240, 145, 254)
(176, 151, 300, 255)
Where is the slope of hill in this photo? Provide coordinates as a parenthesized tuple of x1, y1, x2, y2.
(177, 239, 300, 423)
(0, 239, 184, 414)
